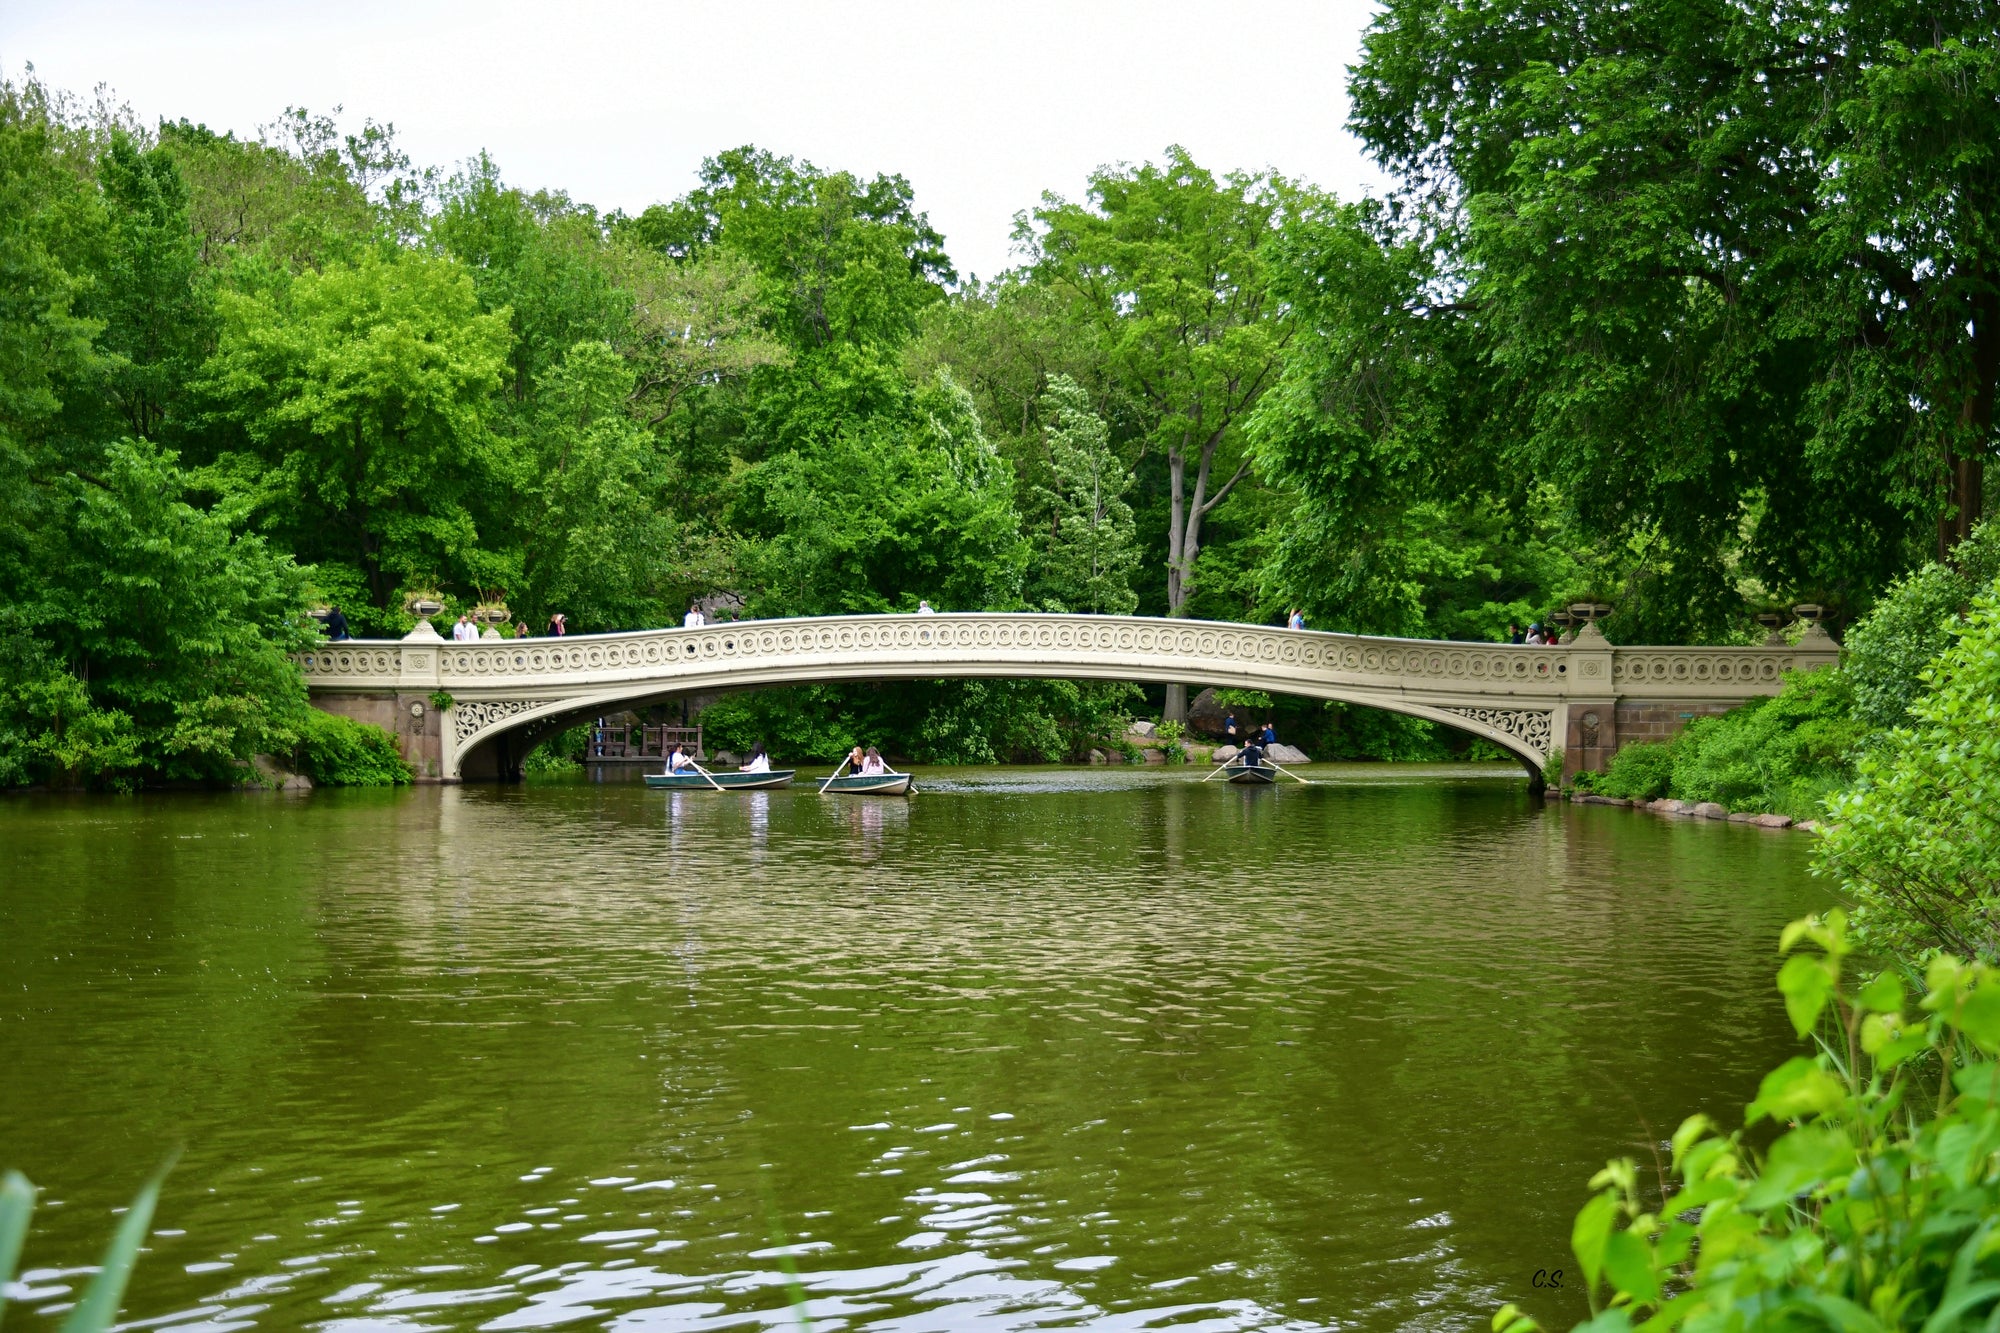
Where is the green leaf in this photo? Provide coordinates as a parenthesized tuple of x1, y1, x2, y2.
(1857, 971, 1904, 1015)
(1493, 1303, 1541, 1333)
(1742, 1127, 1854, 1211)
(1954, 1063, 2000, 1104)
(1953, 977, 2000, 1054)
(1778, 954, 1838, 1037)
(59, 1155, 175, 1333)
(0, 1169, 36, 1327)
(1747, 1057, 1848, 1125)
(1669, 1114, 1711, 1169)
(1573, 1189, 1619, 1293)
(1602, 1228, 1660, 1305)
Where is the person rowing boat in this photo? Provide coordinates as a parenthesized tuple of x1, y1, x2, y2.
(821, 744, 912, 796)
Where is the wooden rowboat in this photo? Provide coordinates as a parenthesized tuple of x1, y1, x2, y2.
(1223, 762, 1278, 785)
(645, 769, 796, 791)
(819, 772, 914, 796)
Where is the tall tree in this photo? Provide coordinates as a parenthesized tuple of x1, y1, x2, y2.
(1343, 0, 2000, 632)
(1022, 147, 1299, 712)
(1032, 374, 1138, 615)
(197, 249, 512, 615)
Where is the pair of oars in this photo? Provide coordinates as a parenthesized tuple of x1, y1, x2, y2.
(1202, 750, 1314, 784)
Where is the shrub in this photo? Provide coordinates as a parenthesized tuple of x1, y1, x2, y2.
(1843, 520, 2000, 732)
(1592, 741, 1673, 800)
(1499, 911, 2000, 1333)
(1818, 588, 2000, 962)
(1667, 668, 1865, 819)
(523, 724, 588, 776)
(290, 709, 412, 786)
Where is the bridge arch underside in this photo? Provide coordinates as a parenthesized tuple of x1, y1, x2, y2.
(452, 660, 1553, 786)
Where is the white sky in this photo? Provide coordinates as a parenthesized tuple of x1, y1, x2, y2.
(3, 0, 1389, 283)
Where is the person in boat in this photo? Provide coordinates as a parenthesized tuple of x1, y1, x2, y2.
(1240, 740, 1266, 769)
(845, 744, 865, 774)
(666, 744, 697, 774)
(859, 746, 888, 776)
(741, 743, 772, 773)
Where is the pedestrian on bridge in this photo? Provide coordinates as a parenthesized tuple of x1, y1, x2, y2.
(1287, 608, 1305, 630)
(548, 613, 568, 637)
(684, 602, 705, 628)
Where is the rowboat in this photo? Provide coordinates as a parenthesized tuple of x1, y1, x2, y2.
(644, 769, 796, 791)
(819, 772, 914, 796)
(1223, 761, 1278, 785)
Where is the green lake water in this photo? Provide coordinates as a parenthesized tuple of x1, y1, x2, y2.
(0, 765, 1832, 1331)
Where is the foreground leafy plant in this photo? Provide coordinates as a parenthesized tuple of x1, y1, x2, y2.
(1, 1158, 173, 1332)
(1497, 912, 2000, 1332)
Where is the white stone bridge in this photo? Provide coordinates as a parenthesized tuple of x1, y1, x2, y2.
(300, 613, 1840, 787)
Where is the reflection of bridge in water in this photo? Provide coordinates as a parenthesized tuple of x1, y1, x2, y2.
(301, 612, 1839, 789)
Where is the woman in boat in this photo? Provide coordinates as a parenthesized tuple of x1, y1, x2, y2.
(741, 743, 772, 773)
(845, 744, 865, 775)
(859, 746, 888, 776)
(666, 744, 696, 774)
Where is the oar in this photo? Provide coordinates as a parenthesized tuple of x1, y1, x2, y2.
(685, 756, 728, 792)
(1201, 758, 1235, 781)
(1266, 760, 1314, 785)
(817, 754, 853, 794)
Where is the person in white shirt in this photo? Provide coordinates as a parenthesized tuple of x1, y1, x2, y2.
(916, 600, 935, 614)
(684, 601, 705, 628)
(666, 744, 696, 773)
(859, 746, 887, 775)
(741, 744, 772, 773)
(452, 615, 477, 641)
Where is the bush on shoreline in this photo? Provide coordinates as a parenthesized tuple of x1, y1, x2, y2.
(289, 711, 411, 786)
(1573, 668, 1864, 819)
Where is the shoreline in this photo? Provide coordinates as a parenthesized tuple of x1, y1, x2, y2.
(1554, 789, 1818, 832)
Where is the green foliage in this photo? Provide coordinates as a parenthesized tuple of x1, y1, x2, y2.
(522, 724, 588, 777)
(1587, 742, 1674, 802)
(1574, 670, 1862, 816)
(1, 1158, 174, 1333)
(1844, 522, 2000, 732)
(196, 248, 512, 606)
(733, 372, 1028, 616)
(699, 678, 1137, 765)
(1, 442, 315, 788)
(1023, 148, 1303, 617)
(1820, 588, 2000, 963)
(1503, 911, 2000, 1333)
(289, 709, 410, 786)
(1668, 671, 1867, 819)
(1030, 374, 1138, 614)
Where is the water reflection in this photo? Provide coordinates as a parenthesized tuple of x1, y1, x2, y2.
(0, 767, 1831, 1331)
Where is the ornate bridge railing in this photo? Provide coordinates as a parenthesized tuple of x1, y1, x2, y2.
(298, 613, 1839, 783)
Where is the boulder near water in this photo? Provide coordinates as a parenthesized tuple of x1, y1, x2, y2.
(1187, 688, 1229, 738)
(1212, 744, 1240, 763)
(1267, 743, 1311, 765)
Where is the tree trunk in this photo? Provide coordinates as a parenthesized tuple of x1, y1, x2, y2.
(1942, 281, 1998, 562)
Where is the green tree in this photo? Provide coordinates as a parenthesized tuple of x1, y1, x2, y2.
(1819, 579, 2000, 962)
(1344, 0, 2000, 634)
(1022, 148, 1299, 622)
(197, 249, 512, 614)
(509, 340, 728, 630)
(1032, 374, 1137, 614)
(1, 441, 314, 786)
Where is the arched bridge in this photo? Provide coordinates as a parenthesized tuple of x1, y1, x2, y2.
(300, 613, 1840, 786)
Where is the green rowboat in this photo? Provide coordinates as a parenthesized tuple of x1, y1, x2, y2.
(819, 772, 913, 796)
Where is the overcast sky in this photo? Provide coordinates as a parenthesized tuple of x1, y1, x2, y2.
(3, 0, 1389, 282)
